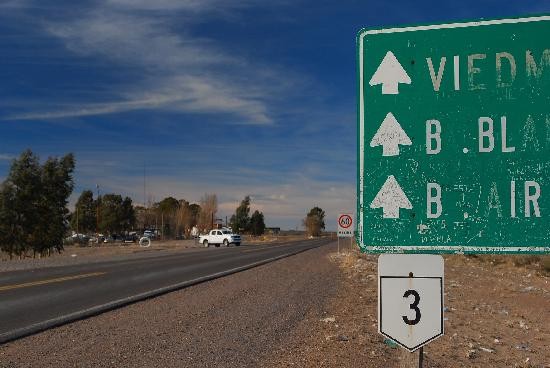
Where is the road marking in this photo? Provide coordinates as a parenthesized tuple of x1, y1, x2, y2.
(0, 240, 330, 344)
(0, 272, 106, 292)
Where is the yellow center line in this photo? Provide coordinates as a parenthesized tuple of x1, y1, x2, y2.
(0, 272, 107, 292)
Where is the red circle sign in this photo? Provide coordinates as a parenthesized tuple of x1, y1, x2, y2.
(338, 214, 353, 229)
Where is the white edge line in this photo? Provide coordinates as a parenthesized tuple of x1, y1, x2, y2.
(358, 24, 365, 248)
(0, 242, 327, 344)
(358, 15, 549, 251)
(365, 245, 549, 253)
(359, 15, 550, 38)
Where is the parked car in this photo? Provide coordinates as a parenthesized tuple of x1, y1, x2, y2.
(65, 233, 90, 246)
(89, 234, 105, 244)
(123, 232, 139, 243)
(199, 228, 241, 247)
(143, 230, 157, 240)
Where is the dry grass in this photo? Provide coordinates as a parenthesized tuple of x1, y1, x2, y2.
(542, 256, 550, 273)
(466, 253, 550, 275)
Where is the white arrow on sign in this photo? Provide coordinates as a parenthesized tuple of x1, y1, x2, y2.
(370, 175, 412, 219)
(370, 112, 412, 156)
(369, 51, 411, 95)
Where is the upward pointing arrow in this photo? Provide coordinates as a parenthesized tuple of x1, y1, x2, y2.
(369, 51, 411, 94)
(370, 112, 412, 156)
(370, 175, 412, 219)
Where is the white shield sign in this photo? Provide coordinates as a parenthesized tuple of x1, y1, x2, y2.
(378, 254, 444, 351)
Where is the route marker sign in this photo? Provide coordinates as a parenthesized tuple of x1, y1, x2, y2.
(378, 254, 444, 352)
(357, 15, 550, 254)
(337, 213, 354, 238)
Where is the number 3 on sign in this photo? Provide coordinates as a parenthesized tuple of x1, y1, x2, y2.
(378, 254, 444, 352)
(402, 289, 421, 325)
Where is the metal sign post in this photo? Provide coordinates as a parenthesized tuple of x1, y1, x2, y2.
(357, 15, 550, 254)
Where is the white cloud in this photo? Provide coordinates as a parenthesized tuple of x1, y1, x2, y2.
(105, 0, 260, 13)
(0, 154, 15, 161)
(71, 149, 354, 231)
(7, 2, 292, 124)
(73, 166, 355, 230)
(0, 0, 26, 8)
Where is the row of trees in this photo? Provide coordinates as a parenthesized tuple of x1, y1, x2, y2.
(0, 150, 325, 260)
(0, 150, 75, 258)
(70, 191, 218, 239)
(72, 191, 325, 238)
(229, 196, 266, 236)
(134, 193, 217, 238)
(228, 198, 326, 237)
(70, 191, 136, 235)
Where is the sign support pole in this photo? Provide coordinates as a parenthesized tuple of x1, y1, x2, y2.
(418, 347, 423, 368)
(337, 236, 340, 254)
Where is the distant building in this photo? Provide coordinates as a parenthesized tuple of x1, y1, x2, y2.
(266, 227, 281, 235)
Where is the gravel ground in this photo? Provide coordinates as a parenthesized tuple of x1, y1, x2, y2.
(263, 250, 550, 368)
(3, 242, 544, 367)
(0, 242, 341, 367)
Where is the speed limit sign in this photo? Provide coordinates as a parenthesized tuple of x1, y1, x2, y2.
(378, 254, 444, 352)
(337, 213, 354, 238)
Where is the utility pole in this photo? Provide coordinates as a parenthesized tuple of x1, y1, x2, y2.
(96, 184, 100, 235)
(143, 163, 146, 208)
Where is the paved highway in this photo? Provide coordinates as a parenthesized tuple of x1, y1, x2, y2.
(0, 238, 331, 343)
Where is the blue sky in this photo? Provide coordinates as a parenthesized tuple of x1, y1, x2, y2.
(0, 0, 548, 230)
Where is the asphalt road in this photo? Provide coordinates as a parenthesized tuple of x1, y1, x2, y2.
(0, 238, 331, 343)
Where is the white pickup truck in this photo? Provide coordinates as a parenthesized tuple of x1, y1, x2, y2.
(199, 228, 241, 247)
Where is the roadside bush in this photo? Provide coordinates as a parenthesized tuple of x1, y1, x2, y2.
(512, 255, 540, 267)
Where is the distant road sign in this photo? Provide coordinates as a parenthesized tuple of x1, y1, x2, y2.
(378, 254, 444, 352)
(357, 15, 550, 254)
(337, 213, 354, 238)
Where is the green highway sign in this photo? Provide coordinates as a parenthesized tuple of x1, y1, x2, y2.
(357, 15, 550, 254)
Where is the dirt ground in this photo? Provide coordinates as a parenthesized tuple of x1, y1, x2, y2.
(266, 250, 549, 368)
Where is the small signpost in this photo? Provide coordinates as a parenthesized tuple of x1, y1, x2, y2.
(337, 213, 354, 253)
(378, 254, 444, 352)
(356, 15, 550, 366)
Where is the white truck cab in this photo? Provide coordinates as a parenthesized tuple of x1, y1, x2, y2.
(199, 228, 241, 247)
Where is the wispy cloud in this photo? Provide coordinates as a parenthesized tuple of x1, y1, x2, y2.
(105, 0, 261, 13)
(0, 0, 26, 8)
(0, 154, 15, 161)
(5, 1, 295, 124)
